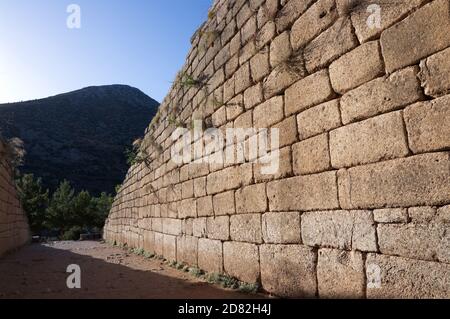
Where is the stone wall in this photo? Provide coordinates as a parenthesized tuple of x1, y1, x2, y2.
(0, 139, 30, 257)
(104, 0, 450, 298)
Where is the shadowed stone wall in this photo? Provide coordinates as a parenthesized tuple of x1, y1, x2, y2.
(105, 0, 450, 298)
(0, 139, 30, 257)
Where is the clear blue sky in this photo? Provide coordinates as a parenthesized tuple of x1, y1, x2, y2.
(0, 0, 213, 103)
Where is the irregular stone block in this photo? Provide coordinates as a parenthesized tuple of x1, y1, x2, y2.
(340, 66, 423, 125)
(318, 248, 365, 299)
(418, 47, 450, 97)
(302, 210, 377, 252)
(285, 70, 334, 116)
(373, 208, 408, 223)
(235, 183, 267, 214)
(198, 238, 223, 273)
(230, 214, 263, 244)
(329, 41, 384, 94)
(260, 244, 317, 298)
(206, 216, 229, 241)
(297, 99, 341, 140)
(304, 17, 358, 73)
(262, 212, 301, 244)
(378, 223, 449, 263)
(268, 172, 339, 211)
(366, 253, 450, 299)
(223, 241, 260, 283)
(293, 133, 331, 175)
(337, 153, 450, 209)
(380, 0, 450, 73)
(213, 191, 235, 216)
(404, 95, 450, 154)
(330, 111, 409, 168)
(291, 0, 338, 51)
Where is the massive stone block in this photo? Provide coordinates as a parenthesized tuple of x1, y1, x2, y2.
(378, 223, 449, 263)
(317, 248, 365, 299)
(260, 244, 317, 298)
(338, 153, 450, 209)
(267, 172, 339, 211)
(235, 183, 267, 214)
(302, 210, 377, 252)
(262, 212, 302, 244)
(223, 241, 260, 283)
(330, 111, 409, 168)
(380, 0, 450, 73)
(404, 95, 450, 154)
(198, 238, 223, 273)
(285, 70, 334, 116)
(418, 47, 450, 98)
(366, 254, 450, 299)
(329, 41, 384, 94)
(230, 214, 263, 244)
(340, 66, 423, 125)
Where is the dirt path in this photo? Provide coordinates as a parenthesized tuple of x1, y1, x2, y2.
(0, 241, 263, 299)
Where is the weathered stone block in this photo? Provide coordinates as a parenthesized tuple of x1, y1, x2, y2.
(330, 111, 409, 168)
(260, 244, 317, 298)
(250, 50, 270, 82)
(263, 55, 306, 99)
(304, 17, 358, 72)
(343, 0, 427, 43)
(418, 47, 450, 97)
(302, 210, 377, 252)
(297, 99, 341, 140)
(177, 235, 198, 266)
(178, 198, 197, 218)
(275, 0, 314, 33)
(235, 62, 252, 94)
(408, 206, 437, 224)
(318, 249, 365, 299)
(373, 208, 408, 224)
(163, 234, 177, 261)
(404, 95, 450, 154)
(162, 218, 182, 236)
(437, 205, 450, 224)
(198, 238, 223, 273)
(213, 191, 235, 216)
(223, 241, 260, 283)
(293, 133, 331, 175)
(230, 214, 263, 244)
(268, 172, 339, 211)
(244, 83, 263, 110)
(193, 217, 207, 238)
(270, 31, 292, 67)
(285, 70, 334, 116)
(291, 0, 338, 51)
(366, 253, 450, 299)
(380, 0, 450, 73)
(337, 153, 450, 209)
(235, 183, 267, 214)
(340, 66, 423, 125)
(378, 223, 449, 263)
(197, 196, 214, 217)
(262, 212, 301, 244)
(206, 216, 230, 241)
(329, 41, 384, 94)
(253, 96, 284, 128)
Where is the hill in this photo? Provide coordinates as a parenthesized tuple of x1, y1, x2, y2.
(0, 85, 159, 194)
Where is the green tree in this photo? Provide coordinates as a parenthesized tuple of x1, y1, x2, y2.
(15, 174, 49, 232)
(71, 190, 92, 227)
(90, 192, 113, 228)
(45, 180, 75, 232)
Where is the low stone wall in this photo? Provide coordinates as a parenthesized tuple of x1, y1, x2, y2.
(0, 140, 30, 257)
(105, 0, 450, 298)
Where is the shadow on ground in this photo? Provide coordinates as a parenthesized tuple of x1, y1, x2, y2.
(0, 242, 262, 299)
